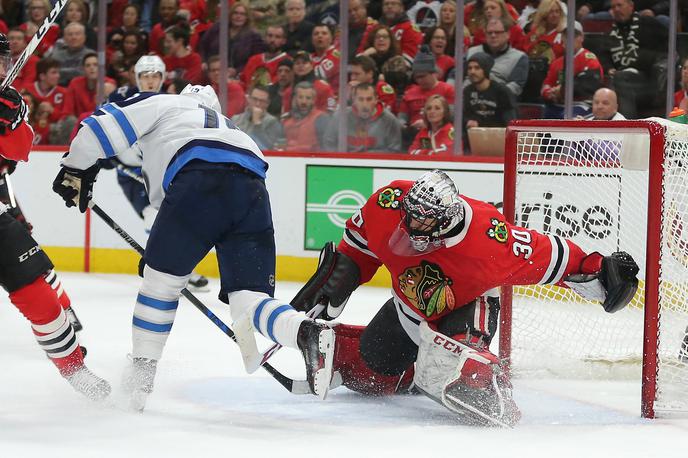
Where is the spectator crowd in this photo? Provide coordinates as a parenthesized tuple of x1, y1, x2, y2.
(0, 0, 685, 154)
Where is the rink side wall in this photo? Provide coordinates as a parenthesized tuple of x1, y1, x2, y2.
(14, 149, 504, 287)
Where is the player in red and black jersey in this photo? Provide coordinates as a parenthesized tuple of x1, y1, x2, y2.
(0, 33, 110, 401)
(294, 170, 639, 426)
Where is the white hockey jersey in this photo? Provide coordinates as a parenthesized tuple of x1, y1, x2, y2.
(63, 91, 268, 208)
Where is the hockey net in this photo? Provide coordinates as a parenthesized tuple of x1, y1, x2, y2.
(500, 119, 688, 418)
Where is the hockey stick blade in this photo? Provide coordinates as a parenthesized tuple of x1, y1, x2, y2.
(1, 0, 69, 91)
(89, 202, 311, 394)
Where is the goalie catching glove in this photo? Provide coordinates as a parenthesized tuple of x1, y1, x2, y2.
(564, 251, 639, 313)
(291, 242, 360, 320)
(52, 160, 100, 213)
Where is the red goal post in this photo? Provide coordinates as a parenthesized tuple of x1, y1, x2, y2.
(500, 119, 688, 419)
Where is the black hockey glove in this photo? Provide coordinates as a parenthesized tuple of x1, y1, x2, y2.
(0, 157, 17, 175)
(565, 251, 639, 313)
(0, 87, 28, 131)
(598, 251, 639, 313)
(292, 242, 361, 320)
(53, 163, 100, 213)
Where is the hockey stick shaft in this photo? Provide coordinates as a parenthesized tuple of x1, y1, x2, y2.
(1, 0, 69, 91)
(89, 202, 310, 394)
(116, 164, 145, 184)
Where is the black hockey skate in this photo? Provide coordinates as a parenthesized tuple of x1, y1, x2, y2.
(188, 273, 210, 292)
(442, 370, 520, 428)
(297, 320, 335, 400)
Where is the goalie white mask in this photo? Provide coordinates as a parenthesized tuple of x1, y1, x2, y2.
(134, 55, 165, 92)
(180, 84, 222, 113)
(389, 169, 464, 256)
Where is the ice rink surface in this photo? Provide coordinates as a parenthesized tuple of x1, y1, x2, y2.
(0, 273, 685, 457)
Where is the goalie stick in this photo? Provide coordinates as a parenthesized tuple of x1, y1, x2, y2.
(1, 0, 69, 91)
(89, 202, 312, 395)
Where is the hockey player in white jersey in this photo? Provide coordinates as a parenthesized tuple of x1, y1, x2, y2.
(53, 84, 334, 411)
(108, 55, 209, 290)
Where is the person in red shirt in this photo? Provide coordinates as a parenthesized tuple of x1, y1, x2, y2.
(63, 53, 117, 119)
(206, 55, 246, 117)
(25, 57, 68, 125)
(310, 24, 341, 93)
(7, 28, 38, 91)
(409, 94, 454, 155)
(282, 51, 336, 114)
(541, 21, 603, 118)
(465, 0, 525, 51)
(0, 39, 111, 400)
(20, 0, 60, 57)
(282, 81, 330, 152)
(349, 55, 396, 113)
(240, 25, 289, 90)
(379, 0, 424, 66)
(149, 0, 182, 56)
(399, 46, 455, 131)
(424, 26, 455, 81)
(522, 0, 566, 64)
(162, 25, 203, 84)
(292, 169, 639, 426)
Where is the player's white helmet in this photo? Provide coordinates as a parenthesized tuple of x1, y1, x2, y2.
(180, 84, 222, 113)
(389, 170, 464, 255)
(134, 55, 165, 92)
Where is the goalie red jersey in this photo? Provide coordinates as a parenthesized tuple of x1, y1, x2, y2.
(338, 180, 592, 322)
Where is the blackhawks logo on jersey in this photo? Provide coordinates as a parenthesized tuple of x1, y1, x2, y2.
(487, 218, 508, 243)
(398, 261, 456, 317)
(377, 187, 402, 209)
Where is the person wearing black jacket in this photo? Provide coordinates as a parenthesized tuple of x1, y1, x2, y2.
(597, 0, 668, 118)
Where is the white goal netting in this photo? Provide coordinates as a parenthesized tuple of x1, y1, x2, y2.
(505, 119, 688, 416)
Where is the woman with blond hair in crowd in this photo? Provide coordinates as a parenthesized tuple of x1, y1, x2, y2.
(523, 0, 566, 64)
(409, 95, 454, 155)
(466, 0, 525, 51)
(439, 1, 472, 56)
(358, 24, 402, 72)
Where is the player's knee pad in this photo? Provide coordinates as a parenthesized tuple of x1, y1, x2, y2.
(333, 324, 414, 396)
(132, 266, 189, 360)
(9, 275, 62, 324)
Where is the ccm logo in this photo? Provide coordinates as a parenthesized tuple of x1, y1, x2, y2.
(18, 246, 42, 262)
(433, 335, 462, 354)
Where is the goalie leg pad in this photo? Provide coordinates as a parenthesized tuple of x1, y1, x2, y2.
(131, 265, 188, 361)
(414, 322, 520, 427)
(333, 323, 415, 396)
